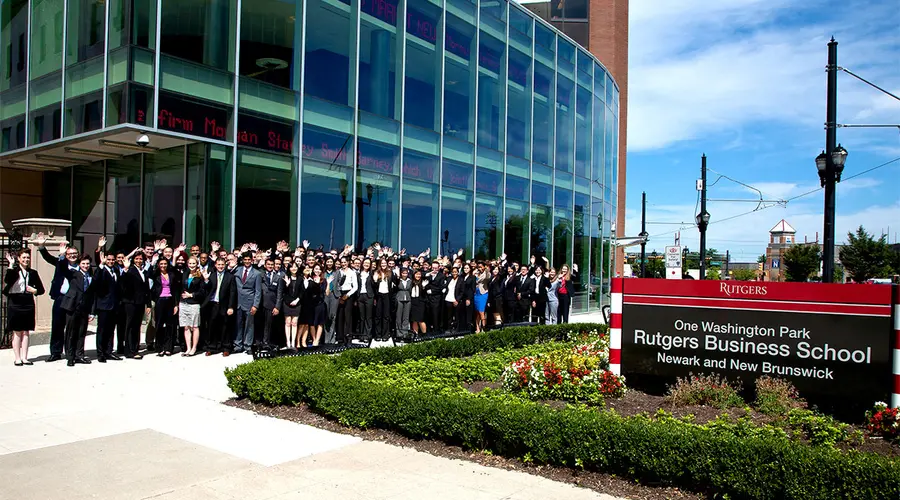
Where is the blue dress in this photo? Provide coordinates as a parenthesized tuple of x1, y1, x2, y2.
(474, 286, 488, 313)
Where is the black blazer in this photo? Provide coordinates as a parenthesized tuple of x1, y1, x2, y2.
(372, 271, 394, 294)
(119, 267, 152, 307)
(462, 275, 476, 301)
(93, 266, 120, 311)
(424, 271, 445, 298)
(303, 277, 325, 306)
(2, 268, 45, 298)
(60, 268, 97, 314)
(180, 270, 208, 305)
(203, 270, 238, 311)
(39, 246, 72, 300)
(503, 274, 520, 302)
(282, 275, 304, 306)
(358, 271, 376, 298)
(488, 276, 505, 304)
(516, 274, 535, 301)
(151, 271, 183, 302)
(534, 276, 550, 302)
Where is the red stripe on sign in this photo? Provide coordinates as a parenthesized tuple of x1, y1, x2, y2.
(621, 278, 891, 305)
(895, 331, 900, 349)
(609, 349, 621, 364)
(609, 314, 622, 329)
(894, 374, 900, 395)
(623, 295, 891, 317)
(611, 278, 624, 293)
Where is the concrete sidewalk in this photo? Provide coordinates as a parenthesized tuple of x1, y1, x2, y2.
(0, 335, 621, 500)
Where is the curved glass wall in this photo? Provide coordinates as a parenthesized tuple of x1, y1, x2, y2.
(0, 0, 619, 312)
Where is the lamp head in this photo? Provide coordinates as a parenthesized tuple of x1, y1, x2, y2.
(832, 144, 848, 181)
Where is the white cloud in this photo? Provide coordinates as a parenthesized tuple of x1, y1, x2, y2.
(627, 2, 900, 153)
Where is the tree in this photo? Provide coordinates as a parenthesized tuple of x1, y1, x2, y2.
(706, 267, 721, 280)
(731, 268, 758, 281)
(757, 254, 767, 264)
(646, 258, 665, 278)
(783, 244, 820, 282)
(839, 226, 894, 282)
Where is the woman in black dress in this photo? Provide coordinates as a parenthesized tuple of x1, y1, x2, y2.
(409, 269, 427, 338)
(3, 250, 45, 365)
(281, 262, 303, 350)
(302, 263, 327, 346)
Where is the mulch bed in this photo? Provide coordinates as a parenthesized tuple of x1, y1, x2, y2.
(226, 398, 703, 500)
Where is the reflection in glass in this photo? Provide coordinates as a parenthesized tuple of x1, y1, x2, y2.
(575, 83, 591, 178)
(401, 180, 438, 255)
(590, 195, 603, 308)
(530, 204, 551, 261)
(533, 60, 554, 166)
(107, 156, 142, 250)
(1, 0, 28, 90)
(474, 194, 502, 260)
(443, 2, 477, 144)
(356, 170, 399, 250)
(404, 0, 442, 132)
(440, 187, 473, 257)
(555, 75, 574, 173)
(553, 207, 572, 269)
(160, 0, 236, 72)
(235, 148, 294, 247)
(504, 199, 528, 264)
(573, 191, 590, 313)
(477, 17, 505, 150)
(239, 0, 301, 90)
(506, 43, 532, 159)
(143, 147, 185, 244)
(66, 0, 106, 64)
(359, 0, 401, 120)
(304, 0, 355, 106)
(186, 144, 233, 246)
(72, 162, 105, 252)
(28, 0, 63, 80)
(108, 0, 157, 49)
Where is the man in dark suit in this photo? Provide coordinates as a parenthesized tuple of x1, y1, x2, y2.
(233, 253, 262, 354)
(93, 246, 122, 362)
(502, 264, 519, 324)
(424, 261, 445, 334)
(357, 260, 375, 342)
(257, 258, 283, 350)
(60, 254, 97, 366)
(36, 237, 80, 362)
(515, 265, 534, 322)
(204, 257, 238, 356)
(119, 253, 152, 359)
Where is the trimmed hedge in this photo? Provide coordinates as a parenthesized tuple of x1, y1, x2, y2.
(225, 324, 900, 499)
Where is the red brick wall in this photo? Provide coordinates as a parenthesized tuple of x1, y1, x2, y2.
(588, 0, 628, 276)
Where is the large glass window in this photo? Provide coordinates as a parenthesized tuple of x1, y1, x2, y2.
(239, 0, 300, 90)
(440, 187, 473, 257)
(160, 0, 235, 72)
(300, 124, 353, 249)
(553, 206, 572, 269)
(575, 82, 591, 178)
(530, 203, 551, 261)
(66, 0, 106, 64)
(555, 75, 574, 173)
(405, 0, 443, 133)
(29, 74, 62, 144)
(359, 0, 401, 119)
(532, 24, 554, 167)
(71, 162, 105, 252)
(443, 0, 477, 146)
(304, 0, 356, 107)
(356, 140, 400, 249)
(474, 194, 501, 260)
(1, 0, 29, 91)
(28, 0, 64, 145)
(506, 16, 532, 159)
(235, 148, 295, 247)
(64, 57, 104, 136)
(143, 147, 185, 244)
(107, 155, 142, 250)
(504, 199, 528, 264)
(108, 0, 157, 49)
(590, 195, 603, 309)
(573, 189, 589, 313)
(476, 0, 505, 151)
(0, 85, 26, 151)
(400, 179, 438, 254)
(186, 144, 233, 247)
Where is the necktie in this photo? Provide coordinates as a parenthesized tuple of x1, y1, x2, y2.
(215, 273, 223, 301)
(83, 272, 90, 291)
(242, 268, 248, 283)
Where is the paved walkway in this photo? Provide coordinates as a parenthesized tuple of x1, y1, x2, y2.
(0, 336, 621, 500)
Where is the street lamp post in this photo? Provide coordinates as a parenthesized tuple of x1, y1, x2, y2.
(818, 38, 849, 283)
(639, 191, 649, 278)
(696, 154, 710, 280)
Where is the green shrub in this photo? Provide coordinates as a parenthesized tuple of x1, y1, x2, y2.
(754, 376, 807, 416)
(225, 323, 900, 499)
(666, 373, 744, 409)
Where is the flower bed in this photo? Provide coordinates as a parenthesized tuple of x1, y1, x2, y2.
(501, 330, 625, 405)
(225, 323, 900, 499)
(867, 402, 900, 441)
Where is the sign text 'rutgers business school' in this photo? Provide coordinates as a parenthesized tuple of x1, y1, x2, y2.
(620, 280, 894, 405)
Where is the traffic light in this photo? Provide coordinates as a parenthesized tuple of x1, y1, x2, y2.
(758, 262, 763, 271)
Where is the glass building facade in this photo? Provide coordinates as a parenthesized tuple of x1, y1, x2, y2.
(0, 0, 619, 312)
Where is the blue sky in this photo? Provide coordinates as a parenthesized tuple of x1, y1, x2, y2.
(625, 0, 900, 262)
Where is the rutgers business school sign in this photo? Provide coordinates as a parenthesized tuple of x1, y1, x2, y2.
(609, 279, 900, 407)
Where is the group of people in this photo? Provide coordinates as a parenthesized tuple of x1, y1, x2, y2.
(3, 233, 578, 366)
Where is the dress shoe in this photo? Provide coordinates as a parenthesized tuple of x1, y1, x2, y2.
(97, 357, 107, 363)
(23, 360, 33, 366)
(46, 354, 62, 362)
(107, 353, 122, 361)
(67, 360, 75, 367)
(74, 357, 91, 364)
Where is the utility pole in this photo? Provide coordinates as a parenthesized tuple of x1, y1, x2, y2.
(822, 37, 838, 283)
(697, 155, 709, 280)
(725, 250, 730, 276)
(640, 191, 647, 278)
